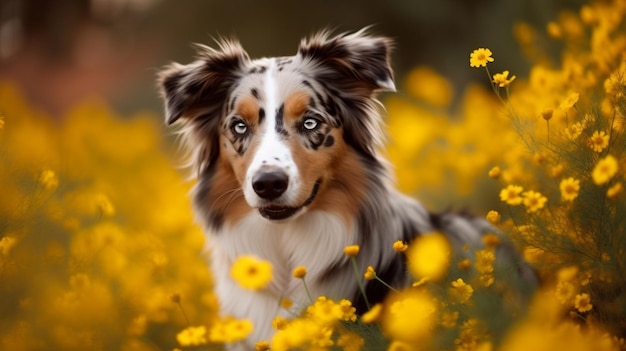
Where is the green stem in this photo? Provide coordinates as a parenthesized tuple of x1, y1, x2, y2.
(375, 276, 399, 293)
(351, 257, 370, 310)
(176, 301, 191, 326)
(300, 277, 314, 305)
(485, 66, 500, 100)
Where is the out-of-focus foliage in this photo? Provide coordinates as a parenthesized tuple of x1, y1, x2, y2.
(384, 0, 626, 347)
(0, 84, 217, 351)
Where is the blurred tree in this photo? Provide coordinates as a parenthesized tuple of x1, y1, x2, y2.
(0, 0, 581, 116)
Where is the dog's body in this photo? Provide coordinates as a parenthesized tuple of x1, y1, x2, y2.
(159, 29, 532, 348)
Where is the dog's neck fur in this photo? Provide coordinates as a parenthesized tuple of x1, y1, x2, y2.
(210, 210, 355, 343)
(207, 185, 432, 346)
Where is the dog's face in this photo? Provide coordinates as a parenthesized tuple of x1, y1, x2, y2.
(159, 30, 394, 226)
(218, 69, 343, 221)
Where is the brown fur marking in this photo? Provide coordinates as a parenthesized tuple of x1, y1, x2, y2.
(284, 91, 310, 122)
(237, 96, 260, 123)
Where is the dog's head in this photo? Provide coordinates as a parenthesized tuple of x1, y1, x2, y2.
(158, 29, 394, 226)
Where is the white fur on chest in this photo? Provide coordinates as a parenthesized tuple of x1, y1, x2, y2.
(207, 210, 356, 346)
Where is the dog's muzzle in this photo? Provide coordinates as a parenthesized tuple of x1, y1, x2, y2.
(257, 178, 322, 221)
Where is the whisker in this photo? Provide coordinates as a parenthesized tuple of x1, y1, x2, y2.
(209, 187, 243, 213)
(223, 188, 245, 211)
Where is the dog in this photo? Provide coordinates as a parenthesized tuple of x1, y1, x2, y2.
(158, 28, 535, 348)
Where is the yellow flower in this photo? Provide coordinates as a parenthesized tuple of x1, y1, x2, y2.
(449, 278, 474, 304)
(607, 182, 623, 199)
(589, 131, 609, 153)
(382, 290, 436, 343)
(559, 92, 580, 110)
(522, 191, 548, 213)
(279, 298, 293, 309)
(305, 296, 343, 326)
(457, 259, 471, 271)
(337, 331, 364, 351)
(547, 21, 562, 39)
(338, 299, 357, 322)
(605, 67, 626, 97)
(499, 185, 524, 205)
(485, 210, 500, 225)
(392, 240, 408, 253)
(475, 249, 495, 275)
(230, 255, 273, 291)
(533, 153, 547, 165)
(580, 271, 591, 286)
(441, 311, 459, 328)
(361, 303, 383, 324)
(574, 293, 593, 312)
(482, 233, 500, 247)
(343, 245, 360, 257)
(209, 317, 254, 344)
(364, 265, 376, 280)
(560, 177, 580, 201)
(456, 319, 487, 351)
(488, 166, 501, 179)
(580, 5, 596, 25)
(541, 108, 554, 121)
(405, 66, 454, 108)
(565, 121, 585, 140)
(492, 70, 516, 87)
(255, 340, 270, 351)
(550, 164, 565, 178)
(308, 326, 334, 348)
(407, 233, 451, 281)
(387, 340, 417, 351)
(271, 319, 328, 351)
(38, 169, 58, 190)
(523, 247, 544, 264)
(592, 155, 619, 185)
(292, 266, 307, 279)
(557, 265, 579, 282)
(555, 281, 576, 304)
(176, 326, 208, 347)
(272, 316, 288, 330)
(470, 48, 494, 68)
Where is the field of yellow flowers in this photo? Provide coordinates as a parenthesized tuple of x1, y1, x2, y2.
(1, 0, 626, 350)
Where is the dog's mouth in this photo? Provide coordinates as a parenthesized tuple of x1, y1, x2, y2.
(259, 179, 322, 221)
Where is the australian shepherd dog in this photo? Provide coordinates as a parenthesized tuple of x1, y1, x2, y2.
(158, 28, 534, 348)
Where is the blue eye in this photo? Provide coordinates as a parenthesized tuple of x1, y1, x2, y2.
(303, 118, 318, 130)
(232, 121, 248, 135)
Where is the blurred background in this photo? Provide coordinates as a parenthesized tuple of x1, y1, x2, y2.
(0, 0, 579, 118)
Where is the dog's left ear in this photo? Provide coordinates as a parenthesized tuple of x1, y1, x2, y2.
(297, 28, 395, 93)
(157, 40, 249, 125)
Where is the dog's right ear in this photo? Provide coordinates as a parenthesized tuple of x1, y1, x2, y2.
(157, 40, 250, 125)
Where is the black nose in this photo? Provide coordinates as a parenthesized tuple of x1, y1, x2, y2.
(252, 171, 289, 200)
